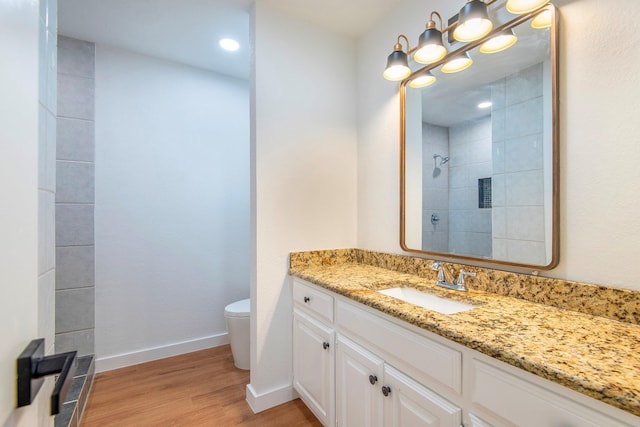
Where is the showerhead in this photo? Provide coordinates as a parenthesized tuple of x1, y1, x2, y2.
(433, 154, 450, 166)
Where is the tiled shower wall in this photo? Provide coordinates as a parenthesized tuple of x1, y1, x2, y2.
(491, 63, 546, 265)
(422, 123, 449, 252)
(55, 36, 95, 356)
(448, 116, 492, 258)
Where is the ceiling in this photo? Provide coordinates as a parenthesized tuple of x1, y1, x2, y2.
(58, 0, 399, 80)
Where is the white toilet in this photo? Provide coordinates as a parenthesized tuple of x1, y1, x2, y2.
(224, 298, 250, 370)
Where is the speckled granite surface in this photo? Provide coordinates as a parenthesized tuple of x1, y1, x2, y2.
(289, 249, 640, 417)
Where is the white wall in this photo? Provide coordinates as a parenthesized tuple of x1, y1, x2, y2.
(94, 46, 250, 371)
(249, 3, 358, 411)
(357, 0, 640, 290)
(0, 0, 56, 425)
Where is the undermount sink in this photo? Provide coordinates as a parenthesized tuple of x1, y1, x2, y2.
(377, 287, 475, 315)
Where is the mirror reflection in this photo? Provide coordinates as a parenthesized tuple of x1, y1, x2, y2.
(402, 9, 557, 268)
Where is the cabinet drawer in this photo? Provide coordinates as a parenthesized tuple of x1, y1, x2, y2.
(337, 300, 462, 396)
(293, 279, 334, 324)
(470, 359, 634, 427)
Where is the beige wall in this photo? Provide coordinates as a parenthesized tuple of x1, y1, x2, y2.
(250, 2, 358, 411)
(356, 0, 640, 290)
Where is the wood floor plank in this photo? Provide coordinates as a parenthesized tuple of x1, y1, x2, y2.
(81, 346, 322, 426)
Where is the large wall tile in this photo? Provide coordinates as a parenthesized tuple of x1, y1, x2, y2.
(38, 105, 47, 190)
(56, 329, 95, 356)
(56, 161, 94, 203)
(38, 191, 55, 274)
(505, 97, 543, 139)
(46, 111, 57, 191)
(505, 170, 544, 206)
(57, 117, 94, 161)
(55, 288, 95, 333)
(507, 239, 546, 265)
(505, 133, 543, 173)
(56, 204, 94, 246)
(58, 36, 94, 78)
(56, 246, 95, 289)
(57, 74, 94, 120)
(38, 271, 56, 348)
(506, 206, 545, 241)
(506, 63, 542, 106)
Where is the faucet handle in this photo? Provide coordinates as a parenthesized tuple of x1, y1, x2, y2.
(456, 270, 476, 285)
(430, 261, 442, 271)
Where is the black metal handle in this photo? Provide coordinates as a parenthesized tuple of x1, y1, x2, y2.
(369, 375, 378, 385)
(382, 385, 391, 397)
(322, 342, 330, 350)
(17, 338, 77, 415)
(304, 296, 310, 303)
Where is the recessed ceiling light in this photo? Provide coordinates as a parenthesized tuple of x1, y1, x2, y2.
(478, 101, 492, 109)
(219, 38, 240, 52)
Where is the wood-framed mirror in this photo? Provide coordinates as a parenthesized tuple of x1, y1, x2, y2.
(400, 4, 559, 270)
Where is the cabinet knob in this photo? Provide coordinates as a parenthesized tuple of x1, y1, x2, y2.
(322, 342, 330, 350)
(368, 375, 378, 385)
(381, 385, 391, 397)
(304, 296, 310, 303)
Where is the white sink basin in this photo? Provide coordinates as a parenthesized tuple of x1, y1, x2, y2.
(377, 287, 474, 315)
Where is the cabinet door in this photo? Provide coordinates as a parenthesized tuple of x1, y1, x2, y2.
(383, 365, 462, 427)
(336, 335, 384, 427)
(293, 309, 335, 426)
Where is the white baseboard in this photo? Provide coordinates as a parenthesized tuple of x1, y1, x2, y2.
(95, 333, 229, 373)
(246, 383, 298, 413)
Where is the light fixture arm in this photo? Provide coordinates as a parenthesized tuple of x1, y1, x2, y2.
(428, 11, 443, 31)
(394, 34, 410, 52)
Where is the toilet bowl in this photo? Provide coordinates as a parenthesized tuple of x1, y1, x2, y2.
(224, 298, 250, 370)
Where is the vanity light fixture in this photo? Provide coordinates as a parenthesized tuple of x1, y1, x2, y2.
(383, 35, 412, 81)
(383, 1, 553, 84)
(453, 0, 493, 42)
(478, 101, 492, 108)
(441, 52, 473, 73)
(480, 29, 518, 54)
(414, 12, 447, 64)
(506, 0, 550, 15)
(409, 71, 437, 88)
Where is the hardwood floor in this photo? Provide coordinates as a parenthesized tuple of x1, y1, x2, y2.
(81, 345, 322, 426)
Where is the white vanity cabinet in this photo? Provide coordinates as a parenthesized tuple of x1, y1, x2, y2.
(292, 278, 639, 427)
(335, 332, 462, 427)
(292, 280, 336, 427)
(336, 335, 384, 427)
(466, 357, 636, 427)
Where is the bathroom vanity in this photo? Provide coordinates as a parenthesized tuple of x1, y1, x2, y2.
(290, 250, 640, 427)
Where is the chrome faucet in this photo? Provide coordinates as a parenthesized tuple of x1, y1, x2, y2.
(430, 262, 476, 292)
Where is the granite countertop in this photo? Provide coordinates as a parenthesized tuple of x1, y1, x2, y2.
(289, 259, 640, 418)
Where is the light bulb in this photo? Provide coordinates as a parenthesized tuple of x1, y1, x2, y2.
(383, 65, 412, 81)
(454, 18, 493, 42)
(480, 31, 518, 54)
(409, 73, 436, 88)
(414, 44, 447, 64)
(531, 9, 552, 29)
(441, 54, 473, 73)
(506, 0, 550, 15)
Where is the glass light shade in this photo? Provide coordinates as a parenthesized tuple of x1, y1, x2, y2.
(441, 53, 473, 73)
(414, 28, 447, 64)
(409, 73, 436, 88)
(506, 0, 550, 14)
(219, 38, 240, 51)
(383, 50, 411, 81)
(531, 9, 552, 29)
(453, 0, 493, 42)
(480, 30, 518, 54)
